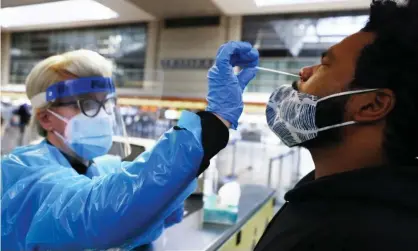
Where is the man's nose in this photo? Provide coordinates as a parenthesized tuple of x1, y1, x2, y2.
(299, 65, 318, 82)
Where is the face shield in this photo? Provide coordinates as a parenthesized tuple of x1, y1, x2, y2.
(30, 77, 131, 160)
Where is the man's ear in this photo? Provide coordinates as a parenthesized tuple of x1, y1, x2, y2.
(36, 110, 54, 132)
(346, 89, 395, 122)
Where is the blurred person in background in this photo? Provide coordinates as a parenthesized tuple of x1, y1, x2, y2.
(255, 0, 418, 250)
(14, 103, 31, 145)
(1, 42, 259, 250)
(1, 101, 28, 154)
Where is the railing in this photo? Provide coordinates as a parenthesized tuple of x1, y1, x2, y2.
(266, 147, 302, 203)
(214, 139, 239, 180)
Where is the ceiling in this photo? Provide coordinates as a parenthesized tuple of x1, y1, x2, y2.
(0, 0, 155, 32)
(0, 0, 371, 31)
(1, 0, 61, 8)
(128, 0, 221, 18)
(213, 0, 370, 15)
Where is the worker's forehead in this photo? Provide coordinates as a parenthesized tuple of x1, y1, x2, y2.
(57, 92, 109, 102)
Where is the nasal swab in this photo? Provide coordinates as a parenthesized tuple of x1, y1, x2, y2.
(256, 67, 300, 78)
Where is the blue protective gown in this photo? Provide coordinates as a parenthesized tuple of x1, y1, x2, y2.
(1, 111, 203, 251)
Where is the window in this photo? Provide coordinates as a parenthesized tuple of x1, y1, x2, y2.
(9, 24, 147, 87)
(249, 58, 318, 92)
(243, 11, 367, 93)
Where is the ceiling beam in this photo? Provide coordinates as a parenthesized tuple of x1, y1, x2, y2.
(127, 0, 221, 18)
(1, 0, 62, 8)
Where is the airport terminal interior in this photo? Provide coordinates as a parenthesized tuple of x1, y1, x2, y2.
(0, 0, 376, 250)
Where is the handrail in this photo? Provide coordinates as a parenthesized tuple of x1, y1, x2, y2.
(266, 147, 303, 202)
(267, 149, 296, 188)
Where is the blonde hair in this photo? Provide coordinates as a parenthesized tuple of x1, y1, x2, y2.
(26, 49, 113, 137)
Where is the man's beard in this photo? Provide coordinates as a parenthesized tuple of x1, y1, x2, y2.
(298, 95, 349, 150)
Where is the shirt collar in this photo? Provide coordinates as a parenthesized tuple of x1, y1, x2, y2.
(45, 139, 90, 175)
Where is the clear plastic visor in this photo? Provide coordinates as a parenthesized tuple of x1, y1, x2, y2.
(49, 91, 131, 159)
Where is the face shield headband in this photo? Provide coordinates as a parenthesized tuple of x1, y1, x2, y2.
(30, 77, 115, 109)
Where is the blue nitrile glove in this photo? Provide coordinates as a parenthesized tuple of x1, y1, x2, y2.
(206, 41, 259, 129)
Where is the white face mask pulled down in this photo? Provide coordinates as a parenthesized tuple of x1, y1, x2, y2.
(266, 84, 378, 147)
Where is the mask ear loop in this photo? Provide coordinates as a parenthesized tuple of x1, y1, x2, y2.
(280, 118, 356, 134)
(316, 121, 357, 132)
(317, 88, 379, 102)
(47, 109, 69, 123)
(314, 88, 379, 132)
(282, 89, 379, 134)
(45, 108, 69, 143)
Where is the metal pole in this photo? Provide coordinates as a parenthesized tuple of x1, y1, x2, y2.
(249, 142, 254, 170)
(230, 141, 237, 178)
(277, 158, 284, 200)
(290, 149, 296, 185)
(267, 158, 273, 188)
(295, 147, 301, 181)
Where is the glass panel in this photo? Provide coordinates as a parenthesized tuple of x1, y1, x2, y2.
(243, 12, 364, 93)
(243, 13, 368, 53)
(9, 24, 147, 87)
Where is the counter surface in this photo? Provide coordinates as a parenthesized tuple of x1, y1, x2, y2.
(134, 184, 275, 251)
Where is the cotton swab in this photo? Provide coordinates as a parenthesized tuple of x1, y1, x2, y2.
(256, 67, 300, 78)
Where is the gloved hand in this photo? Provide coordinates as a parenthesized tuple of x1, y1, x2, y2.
(206, 41, 259, 129)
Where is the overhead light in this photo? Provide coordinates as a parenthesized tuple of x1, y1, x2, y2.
(255, 0, 345, 7)
(0, 0, 118, 28)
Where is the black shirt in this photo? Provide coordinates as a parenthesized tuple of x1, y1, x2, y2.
(46, 139, 90, 174)
(255, 165, 418, 251)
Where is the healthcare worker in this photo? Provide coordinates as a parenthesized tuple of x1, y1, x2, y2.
(1, 41, 259, 250)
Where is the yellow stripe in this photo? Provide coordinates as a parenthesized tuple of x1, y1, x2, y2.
(118, 98, 207, 110)
(1, 91, 266, 113)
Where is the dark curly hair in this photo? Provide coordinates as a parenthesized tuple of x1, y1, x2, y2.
(352, 0, 418, 165)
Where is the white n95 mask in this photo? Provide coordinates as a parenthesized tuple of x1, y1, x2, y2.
(48, 109, 114, 160)
(266, 84, 378, 147)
